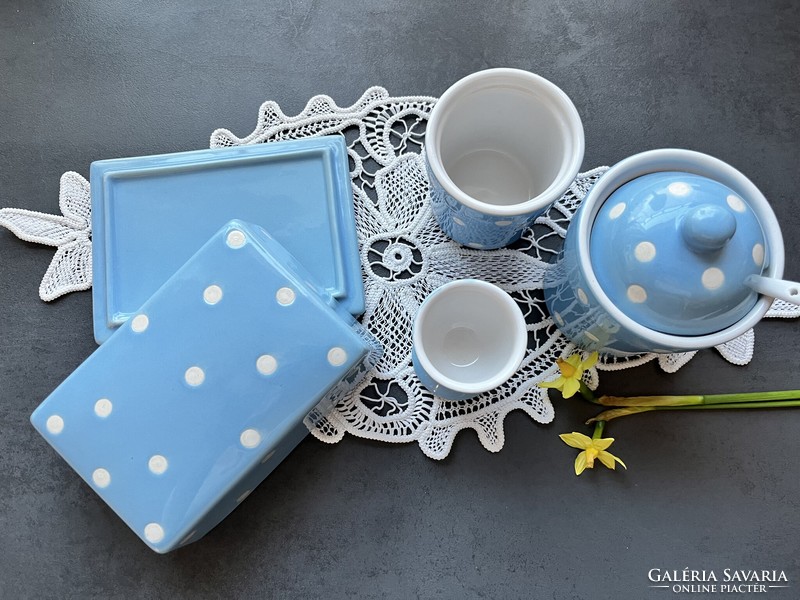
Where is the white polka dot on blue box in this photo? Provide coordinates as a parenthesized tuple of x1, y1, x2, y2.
(31, 220, 381, 553)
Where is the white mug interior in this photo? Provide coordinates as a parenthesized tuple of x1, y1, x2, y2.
(413, 279, 527, 394)
(427, 68, 584, 215)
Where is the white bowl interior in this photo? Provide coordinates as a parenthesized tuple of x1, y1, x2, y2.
(430, 70, 582, 210)
(417, 282, 524, 387)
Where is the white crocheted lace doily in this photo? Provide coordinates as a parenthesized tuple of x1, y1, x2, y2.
(2, 87, 798, 459)
(0, 172, 92, 301)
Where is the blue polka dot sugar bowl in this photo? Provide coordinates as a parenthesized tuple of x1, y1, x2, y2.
(543, 148, 792, 355)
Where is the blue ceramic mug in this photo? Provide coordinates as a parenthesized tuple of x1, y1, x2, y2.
(425, 68, 585, 249)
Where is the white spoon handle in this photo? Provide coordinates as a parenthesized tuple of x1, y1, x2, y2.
(745, 275, 800, 305)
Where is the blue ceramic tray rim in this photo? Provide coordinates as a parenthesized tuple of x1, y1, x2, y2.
(90, 136, 364, 344)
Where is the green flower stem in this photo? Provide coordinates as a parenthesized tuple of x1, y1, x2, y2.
(702, 390, 800, 404)
(578, 382, 597, 403)
(591, 420, 606, 439)
(587, 398, 800, 423)
(596, 390, 800, 408)
(596, 394, 703, 407)
(586, 407, 655, 423)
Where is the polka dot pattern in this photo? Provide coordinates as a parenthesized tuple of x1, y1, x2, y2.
(203, 285, 223, 305)
(577, 288, 589, 305)
(634, 241, 656, 263)
(94, 399, 113, 418)
(667, 181, 691, 196)
(92, 468, 111, 488)
(226, 230, 246, 248)
(144, 523, 165, 544)
(256, 354, 277, 375)
(240, 429, 261, 449)
(627, 285, 647, 303)
(327, 347, 347, 366)
(752, 243, 765, 267)
(131, 314, 149, 333)
(27, 219, 384, 554)
(148, 455, 168, 475)
(185, 366, 205, 387)
(726, 194, 746, 213)
(608, 202, 626, 219)
(46, 415, 64, 434)
(702, 267, 725, 290)
(453, 217, 465, 227)
(276, 287, 296, 306)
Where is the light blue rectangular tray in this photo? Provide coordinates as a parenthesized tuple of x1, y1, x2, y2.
(91, 136, 363, 344)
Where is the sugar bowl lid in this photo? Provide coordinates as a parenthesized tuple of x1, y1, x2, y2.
(589, 171, 769, 336)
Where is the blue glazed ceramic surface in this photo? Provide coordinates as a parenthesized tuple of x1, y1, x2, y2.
(426, 160, 534, 249)
(545, 218, 643, 353)
(31, 220, 381, 553)
(543, 149, 784, 355)
(590, 172, 768, 335)
(423, 69, 585, 250)
(91, 135, 363, 344)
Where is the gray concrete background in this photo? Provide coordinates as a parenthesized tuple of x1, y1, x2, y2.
(1, 1, 799, 598)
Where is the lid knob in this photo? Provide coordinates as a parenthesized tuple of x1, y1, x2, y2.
(680, 204, 737, 254)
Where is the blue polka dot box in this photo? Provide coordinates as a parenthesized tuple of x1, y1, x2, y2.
(30, 220, 382, 553)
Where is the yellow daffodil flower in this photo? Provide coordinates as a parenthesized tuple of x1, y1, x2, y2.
(559, 431, 627, 476)
(539, 352, 598, 398)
